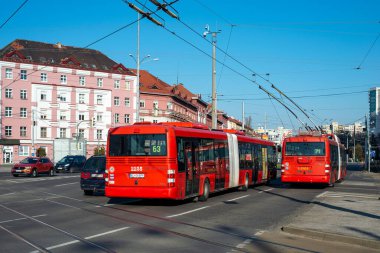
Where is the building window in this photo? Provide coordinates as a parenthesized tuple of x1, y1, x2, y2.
(40, 73, 47, 82)
(5, 88, 12, 98)
(5, 68, 13, 79)
(19, 146, 29, 156)
(79, 114, 85, 121)
(20, 70, 27, 80)
(20, 108, 27, 118)
(20, 90, 27, 100)
(125, 80, 131, 90)
(78, 129, 85, 138)
(60, 112, 67, 120)
(114, 96, 120, 106)
(167, 102, 173, 110)
(140, 100, 145, 108)
(5, 107, 12, 117)
(114, 80, 120, 89)
(124, 114, 130, 124)
(79, 76, 85, 86)
(41, 114, 47, 120)
(60, 128, 67, 138)
(97, 78, 103, 87)
(40, 92, 47, 101)
(96, 129, 102, 140)
(97, 95, 103, 105)
(40, 127, 47, 138)
(114, 113, 119, 123)
(124, 97, 130, 107)
(79, 94, 85, 104)
(153, 101, 159, 109)
(96, 114, 103, 122)
(20, 126, 27, 137)
(58, 94, 66, 102)
(60, 75, 67, 84)
(153, 119, 158, 123)
(5, 126, 12, 136)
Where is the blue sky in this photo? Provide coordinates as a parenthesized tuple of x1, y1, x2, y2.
(1, 0, 379, 130)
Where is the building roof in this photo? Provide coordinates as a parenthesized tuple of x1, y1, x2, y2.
(0, 39, 135, 75)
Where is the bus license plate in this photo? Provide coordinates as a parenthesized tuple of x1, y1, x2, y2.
(130, 173, 144, 178)
(298, 167, 310, 171)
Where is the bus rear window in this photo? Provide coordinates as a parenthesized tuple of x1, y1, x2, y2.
(285, 142, 325, 156)
(109, 134, 167, 156)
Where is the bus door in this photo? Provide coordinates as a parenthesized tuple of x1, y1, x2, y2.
(184, 140, 200, 196)
(262, 147, 268, 180)
(253, 144, 261, 183)
(214, 140, 227, 189)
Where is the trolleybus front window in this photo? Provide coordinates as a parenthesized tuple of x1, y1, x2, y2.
(109, 134, 167, 156)
(285, 142, 325, 156)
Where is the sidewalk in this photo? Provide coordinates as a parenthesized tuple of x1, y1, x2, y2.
(280, 170, 380, 250)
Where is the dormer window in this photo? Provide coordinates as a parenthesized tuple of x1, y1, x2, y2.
(91, 64, 96, 69)
(26, 56, 32, 60)
(40, 57, 46, 63)
(83, 63, 89, 68)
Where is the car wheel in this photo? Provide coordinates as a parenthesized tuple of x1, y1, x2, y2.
(199, 179, 210, 202)
(32, 169, 38, 177)
(84, 190, 94, 196)
(49, 169, 54, 177)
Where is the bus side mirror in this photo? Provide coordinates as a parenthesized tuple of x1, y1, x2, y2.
(277, 146, 282, 153)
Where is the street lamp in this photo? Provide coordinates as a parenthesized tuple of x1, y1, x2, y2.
(129, 53, 159, 123)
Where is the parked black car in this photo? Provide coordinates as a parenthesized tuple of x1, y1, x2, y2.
(55, 155, 86, 173)
(80, 156, 106, 195)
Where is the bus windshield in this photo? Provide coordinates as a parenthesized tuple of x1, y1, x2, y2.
(285, 142, 325, 156)
(109, 134, 167, 156)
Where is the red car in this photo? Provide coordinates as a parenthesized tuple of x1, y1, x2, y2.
(12, 157, 54, 177)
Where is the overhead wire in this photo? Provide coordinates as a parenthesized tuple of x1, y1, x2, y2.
(0, 0, 29, 31)
(356, 22, 380, 69)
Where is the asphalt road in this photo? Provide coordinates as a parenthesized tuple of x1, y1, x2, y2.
(0, 166, 373, 253)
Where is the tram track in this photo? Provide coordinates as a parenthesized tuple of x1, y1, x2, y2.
(0, 181, 302, 252)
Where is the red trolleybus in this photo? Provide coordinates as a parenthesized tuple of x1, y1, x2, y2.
(105, 122, 277, 201)
(281, 132, 347, 186)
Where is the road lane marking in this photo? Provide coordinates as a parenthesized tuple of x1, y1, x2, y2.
(54, 182, 78, 187)
(316, 191, 328, 198)
(0, 192, 15, 197)
(0, 214, 47, 224)
(30, 227, 130, 252)
(258, 188, 273, 193)
(45, 199, 81, 210)
(226, 195, 249, 202)
(85, 227, 129, 239)
(0, 204, 112, 253)
(324, 193, 379, 199)
(166, 206, 210, 218)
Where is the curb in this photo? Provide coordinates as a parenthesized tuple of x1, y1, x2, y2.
(281, 226, 380, 250)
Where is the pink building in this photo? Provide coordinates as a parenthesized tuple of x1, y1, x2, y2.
(0, 39, 137, 164)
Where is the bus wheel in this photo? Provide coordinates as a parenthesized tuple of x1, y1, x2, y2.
(199, 179, 210, 202)
(241, 173, 249, 191)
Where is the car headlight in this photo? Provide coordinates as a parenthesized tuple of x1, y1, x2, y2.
(25, 166, 32, 169)
(64, 164, 70, 167)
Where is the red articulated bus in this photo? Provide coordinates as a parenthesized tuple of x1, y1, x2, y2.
(105, 122, 277, 201)
(281, 132, 347, 186)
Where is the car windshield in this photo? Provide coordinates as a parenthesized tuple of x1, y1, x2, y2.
(20, 158, 38, 164)
(82, 157, 106, 172)
(58, 157, 74, 163)
(285, 142, 325, 156)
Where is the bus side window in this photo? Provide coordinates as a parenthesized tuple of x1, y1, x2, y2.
(177, 138, 186, 172)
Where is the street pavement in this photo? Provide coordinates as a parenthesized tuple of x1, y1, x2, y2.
(251, 164, 380, 253)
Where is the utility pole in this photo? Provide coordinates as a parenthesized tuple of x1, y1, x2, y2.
(366, 114, 371, 172)
(32, 109, 35, 156)
(203, 25, 221, 129)
(242, 101, 245, 130)
(353, 124, 356, 162)
(135, 12, 141, 123)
